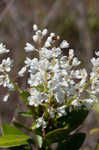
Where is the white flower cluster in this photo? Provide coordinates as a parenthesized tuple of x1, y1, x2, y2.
(0, 43, 14, 102)
(0, 25, 99, 129)
(0, 43, 10, 54)
(90, 51, 99, 94)
(17, 25, 99, 128)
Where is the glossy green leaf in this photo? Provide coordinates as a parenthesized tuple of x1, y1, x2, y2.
(16, 111, 32, 117)
(43, 107, 88, 146)
(57, 106, 88, 131)
(2, 124, 25, 136)
(56, 133, 86, 150)
(10, 139, 35, 150)
(0, 135, 30, 148)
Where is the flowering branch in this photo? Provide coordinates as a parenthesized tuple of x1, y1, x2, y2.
(0, 24, 98, 150)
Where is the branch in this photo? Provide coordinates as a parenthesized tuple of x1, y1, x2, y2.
(69, 0, 93, 71)
(42, 0, 64, 27)
(0, 0, 15, 22)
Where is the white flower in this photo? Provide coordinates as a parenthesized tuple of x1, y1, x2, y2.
(18, 66, 27, 77)
(36, 30, 42, 36)
(84, 98, 94, 109)
(29, 58, 39, 74)
(36, 117, 46, 128)
(0, 43, 10, 54)
(57, 105, 67, 117)
(52, 47, 61, 57)
(60, 40, 69, 49)
(3, 93, 10, 102)
(48, 107, 55, 118)
(40, 48, 52, 59)
(24, 42, 35, 52)
(28, 71, 45, 87)
(95, 51, 99, 56)
(71, 99, 78, 106)
(72, 57, 81, 66)
(0, 74, 9, 87)
(42, 29, 48, 36)
(91, 57, 99, 67)
(28, 95, 40, 107)
(44, 41, 51, 48)
(0, 57, 13, 72)
(24, 57, 33, 67)
(33, 24, 38, 31)
(50, 33, 55, 37)
(69, 49, 74, 59)
(28, 88, 41, 106)
(32, 35, 39, 42)
(53, 86, 65, 103)
(47, 36, 52, 43)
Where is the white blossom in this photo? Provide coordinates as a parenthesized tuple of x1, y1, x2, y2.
(42, 29, 48, 36)
(33, 24, 38, 31)
(50, 33, 55, 37)
(32, 35, 39, 43)
(95, 51, 99, 56)
(3, 93, 10, 102)
(36, 117, 46, 128)
(16, 24, 99, 123)
(72, 57, 81, 66)
(18, 66, 27, 77)
(0, 57, 13, 72)
(24, 42, 35, 52)
(57, 105, 67, 117)
(44, 41, 51, 48)
(0, 43, 10, 54)
(60, 40, 69, 49)
(52, 47, 61, 57)
(69, 49, 74, 60)
(0, 74, 13, 89)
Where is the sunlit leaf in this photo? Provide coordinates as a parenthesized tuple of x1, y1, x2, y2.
(0, 135, 30, 148)
(2, 124, 25, 136)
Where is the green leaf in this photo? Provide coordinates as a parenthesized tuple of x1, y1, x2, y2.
(57, 106, 88, 131)
(56, 133, 86, 150)
(43, 126, 69, 145)
(66, 107, 88, 131)
(0, 135, 30, 148)
(10, 139, 35, 150)
(2, 124, 25, 136)
(13, 120, 32, 132)
(43, 107, 88, 146)
(0, 124, 31, 148)
(16, 111, 32, 117)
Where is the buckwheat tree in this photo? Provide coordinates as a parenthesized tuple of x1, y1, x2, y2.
(0, 24, 98, 150)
